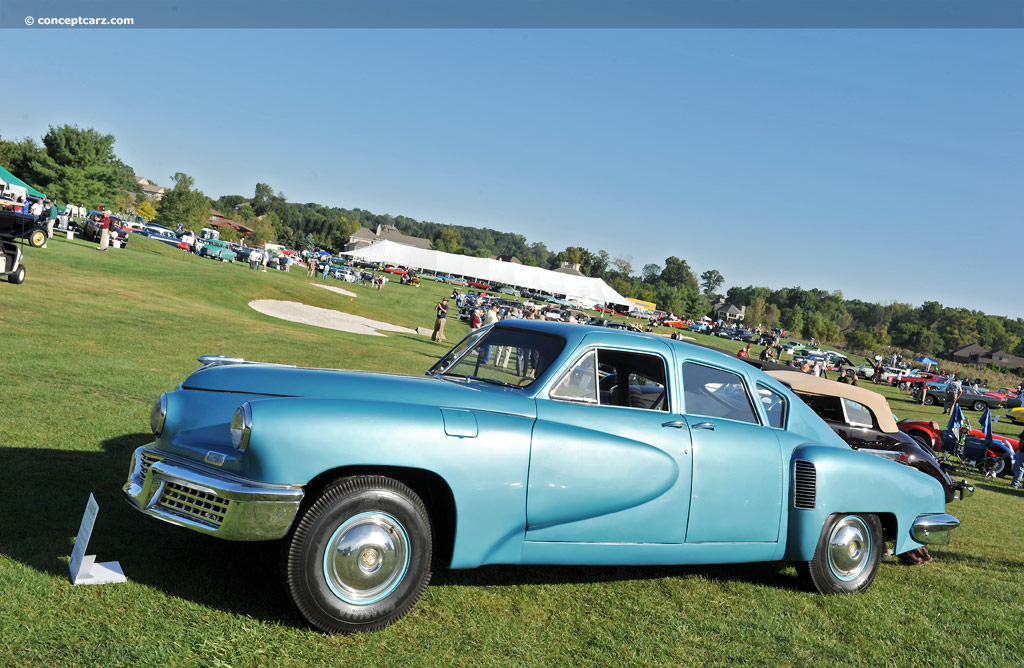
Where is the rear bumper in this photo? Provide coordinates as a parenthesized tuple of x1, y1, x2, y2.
(911, 513, 960, 546)
(122, 445, 304, 541)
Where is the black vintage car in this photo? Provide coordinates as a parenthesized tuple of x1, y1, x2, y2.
(0, 209, 48, 248)
(920, 385, 1004, 411)
(768, 370, 971, 504)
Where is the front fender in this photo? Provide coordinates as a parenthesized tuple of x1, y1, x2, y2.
(785, 444, 946, 561)
(240, 397, 535, 567)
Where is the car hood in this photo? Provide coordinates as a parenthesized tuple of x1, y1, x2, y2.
(182, 363, 538, 418)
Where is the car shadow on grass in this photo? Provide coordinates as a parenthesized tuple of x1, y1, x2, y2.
(0, 436, 306, 628)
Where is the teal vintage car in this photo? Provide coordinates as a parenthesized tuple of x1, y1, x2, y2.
(123, 320, 958, 633)
(198, 238, 237, 262)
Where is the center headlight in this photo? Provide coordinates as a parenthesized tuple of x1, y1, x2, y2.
(230, 403, 253, 452)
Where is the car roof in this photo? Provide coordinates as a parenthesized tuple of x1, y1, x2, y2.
(767, 369, 899, 433)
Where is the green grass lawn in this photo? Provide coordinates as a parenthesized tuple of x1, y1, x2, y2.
(1, 235, 1023, 667)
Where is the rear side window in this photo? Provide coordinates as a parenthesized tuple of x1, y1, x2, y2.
(682, 362, 758, 424)
(756, 384, 788, 429)
(843, 398, 874, 428)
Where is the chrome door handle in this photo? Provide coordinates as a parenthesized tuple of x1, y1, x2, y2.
(692, 422, 715, 431)
(661, 420, 687, 429)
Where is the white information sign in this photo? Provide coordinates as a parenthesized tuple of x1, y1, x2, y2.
(68, 493, 127, 586)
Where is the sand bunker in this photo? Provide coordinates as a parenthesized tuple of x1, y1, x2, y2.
(312, 283, 357, 298)
(249, 300, 416, 337)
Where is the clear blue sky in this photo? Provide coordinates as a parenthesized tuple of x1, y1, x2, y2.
(3, 30, 1021, 317)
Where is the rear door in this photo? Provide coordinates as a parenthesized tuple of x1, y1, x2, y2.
(679, 361, 784, 544)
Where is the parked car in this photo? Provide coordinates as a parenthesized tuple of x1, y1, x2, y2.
(141, 223, 175, 237)
(498, 286, 521, 298)
(897, 419, 1019, 476)
(1005, 406, 1024, 425)
(920, 385, 1003, 411)
(0, 210, 49, 248)
(729, 329, 754, 342)
(124, 321, 957, 633)
(80, 214, 131, 248)
(198, 238, 238, 262)
(768, 371, 971, 503)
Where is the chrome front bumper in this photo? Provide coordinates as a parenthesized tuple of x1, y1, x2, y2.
(911, 513, 960, 546)
(123, 445, 304, 541)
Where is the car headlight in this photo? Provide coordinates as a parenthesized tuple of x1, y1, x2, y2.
(150, 394, 168, 436)
(230, 403, 252, 452)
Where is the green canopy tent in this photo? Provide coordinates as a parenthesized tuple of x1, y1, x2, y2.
(0, 164, 46, 199)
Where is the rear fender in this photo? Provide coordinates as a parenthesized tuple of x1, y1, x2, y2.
(785, 444, 945, 561)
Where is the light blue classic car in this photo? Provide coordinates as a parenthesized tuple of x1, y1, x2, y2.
(123, 320, 959, 633)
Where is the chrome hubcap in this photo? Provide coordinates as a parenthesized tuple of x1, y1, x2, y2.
(827, 516, 870, 581)
(323, 512, 410, 605)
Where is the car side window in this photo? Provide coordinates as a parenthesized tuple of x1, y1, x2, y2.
(550, 350, 599, 404)
(756, 384, 788, 429)
(843, 398, 874, 428)
(682, 362, 759, 424)
(552, 348, 668, 411)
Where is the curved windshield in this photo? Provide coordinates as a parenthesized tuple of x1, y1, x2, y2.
(427, 326, 565, 388)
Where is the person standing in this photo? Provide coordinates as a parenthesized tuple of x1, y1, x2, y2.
(45, 201, 59, 238)
(1011, 428, 1024, 490)
(943, 378, 962, 414)
(97, 209, 112, 251)
(431, 298, 449, 342)
(261, 249, 269, 272)
(470, 308, 482, 330)
(480, 304, 500, 363)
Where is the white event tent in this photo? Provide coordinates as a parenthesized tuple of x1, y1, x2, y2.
(340, 240, 631, 306)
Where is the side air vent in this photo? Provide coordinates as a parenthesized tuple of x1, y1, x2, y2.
(793, 460, 816, 510)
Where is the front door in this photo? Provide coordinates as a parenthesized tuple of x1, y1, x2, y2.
(527, 346, 693, 544)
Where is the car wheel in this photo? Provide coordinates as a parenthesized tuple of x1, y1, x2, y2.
(923, 394, 936, 406)
(28, 227, 47, 248)
(798, 513, 882, 594)
(989, 457, 1010, 477)
(972, 401, 986, 412)
(284, 475, 432, 634)
(908, 432, 932, 449)
(8, 264, 26, 284)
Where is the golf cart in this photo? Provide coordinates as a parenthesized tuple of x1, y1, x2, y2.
(0, 212, 30, 284)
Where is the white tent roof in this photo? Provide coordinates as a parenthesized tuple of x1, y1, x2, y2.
(340, 240, 632, 306)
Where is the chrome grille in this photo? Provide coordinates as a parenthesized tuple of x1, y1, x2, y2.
(158, 481, 229, 527)
(140, 453, 161, 480)
(793, 460, 816, 510)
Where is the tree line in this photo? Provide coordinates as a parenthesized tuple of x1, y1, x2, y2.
(3, 124, 1022, 366)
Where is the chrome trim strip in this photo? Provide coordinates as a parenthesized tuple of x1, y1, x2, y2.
(911, 513, 959, 545)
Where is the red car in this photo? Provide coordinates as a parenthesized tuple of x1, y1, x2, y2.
(383, 266, 408, 276)
(897, 419, 1019, 476)
(467, 280, 492, 290)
